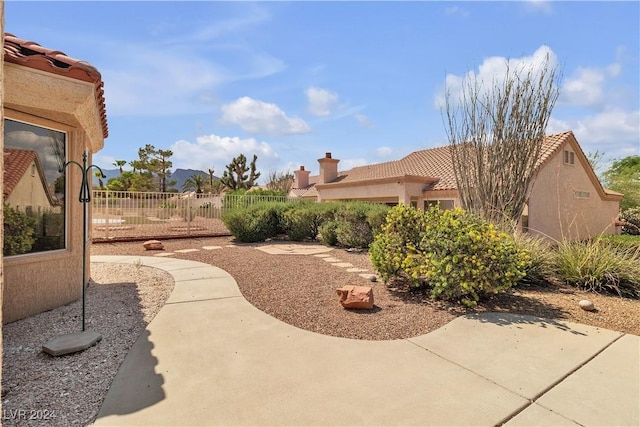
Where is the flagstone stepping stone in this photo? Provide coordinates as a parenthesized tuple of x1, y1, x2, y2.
(154, 252, 176, 257)
(323, 257, 342, 262)
(175, 249, 200, 253)
(359, 273, 378, 282)
(202, 246, 222, 250)
(346, 268, 369, 273)
(313, 254, 332, 258)
(332, 262, 354, 268)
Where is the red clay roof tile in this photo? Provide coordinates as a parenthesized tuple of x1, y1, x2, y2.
(3, 33, 108, 139)
(314, 131, 573, 191)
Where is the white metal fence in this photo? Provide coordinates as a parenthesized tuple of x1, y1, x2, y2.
(91, 190, 293, 241)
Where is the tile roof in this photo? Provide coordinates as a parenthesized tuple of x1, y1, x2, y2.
(324, 131, 574, 191)
(3, 148, 56, 206)
(3, 33, 108, 138)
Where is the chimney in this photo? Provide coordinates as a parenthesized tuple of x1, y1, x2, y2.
(293, 165, 310, 189)
(318, 152, 339, 184)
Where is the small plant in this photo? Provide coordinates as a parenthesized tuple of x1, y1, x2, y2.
(513, 232, 555, 286)
(134, 258, 144, 270)
(3, 204, 37, 256)
(619, 207, 640, 235)
(553, 237, 640, 297)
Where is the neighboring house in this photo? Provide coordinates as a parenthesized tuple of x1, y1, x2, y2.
(3, 148, 58, 212)
(290, 131, 623, 242)
(2, 33, 108, 323)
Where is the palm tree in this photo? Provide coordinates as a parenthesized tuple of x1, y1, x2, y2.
(182, 174, 205, 194)
(113, 160, 127, 174)
(94, 170, 104, 189)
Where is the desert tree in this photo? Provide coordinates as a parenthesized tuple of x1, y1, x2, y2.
(207, 167, 215, 189)
(443, 51, 560, 227)
(220, 154, 261, 190)
(266, 169, 294, 194)
(603, 155, 640, 210)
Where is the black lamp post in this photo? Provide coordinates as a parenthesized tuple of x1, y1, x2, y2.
(42, 150, 105, 356)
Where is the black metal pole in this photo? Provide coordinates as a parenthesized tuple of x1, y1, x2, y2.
(60, 150, 105, 332)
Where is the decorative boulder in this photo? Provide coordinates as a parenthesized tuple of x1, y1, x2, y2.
(336, 285, 374, 310)
(143, 240, 164, 251)
(579, 299, 595, 311)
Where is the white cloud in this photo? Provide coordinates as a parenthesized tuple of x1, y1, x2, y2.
(354, 113, 374, 129)
(306, 87, 339, 117)
(548, 109, 640, 157)
(445, 6, 469, 17)
(434, 45, 559, 109)
(339, 158, 368, 170)
(170, 133, 277, 171)
(220, 97, 311, 135)
(375, 147, 393, 158)
(523, 0, 553, 14)
(560, 68, 606, 107)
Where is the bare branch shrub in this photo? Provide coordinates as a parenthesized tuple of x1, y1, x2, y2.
(266, 169, 294, 194)
(443, 52, 561, 228)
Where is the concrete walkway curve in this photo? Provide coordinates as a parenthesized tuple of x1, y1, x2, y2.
(92, 256, 639, 427)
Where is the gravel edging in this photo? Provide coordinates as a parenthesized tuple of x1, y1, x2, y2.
(1, 263, 174, 427)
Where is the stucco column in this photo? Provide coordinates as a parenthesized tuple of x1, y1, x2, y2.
(398, 184, 411, 205)
(1, 0, 6, 412)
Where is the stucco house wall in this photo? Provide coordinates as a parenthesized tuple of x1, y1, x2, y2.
(2, 35, 107, 323)
(528, 137, 621, 242)
(292, 132, 621, 242)
(5, 156, 55, 211)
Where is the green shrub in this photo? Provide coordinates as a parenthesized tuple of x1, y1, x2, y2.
(280, 202, 322, 241)
(513, 233, 555, 285)
(371, 205, 529, 306)
(318, 220, 339, 246)
(222, 202, 284, 243)
(553, 238, 640, 297)
(370, 204, 428, 282)
(3, 204, 37, 256)
(620, 207, 640, 235)
(333, 202, 388, 249)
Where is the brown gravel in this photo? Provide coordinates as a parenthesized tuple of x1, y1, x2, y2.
(92, 236, 640, 338)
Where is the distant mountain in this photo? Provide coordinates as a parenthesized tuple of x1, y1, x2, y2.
(171, 169, 218, 191)
(92, 168, 120, 187)
(92, 168, 218, 192)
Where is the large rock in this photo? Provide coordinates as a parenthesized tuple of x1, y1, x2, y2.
(579, 299, 595, 311)
(336, 285, 374, 310)
(143, 240, 164, 251)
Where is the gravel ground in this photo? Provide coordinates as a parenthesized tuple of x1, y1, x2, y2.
(2, 264, 174, 427)
(3, 235, 640, 426)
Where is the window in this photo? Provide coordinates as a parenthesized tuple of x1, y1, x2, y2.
(564, 150, 575, 165)
(574, 191, 590, 199)
(425, 199, 455, 211)
(3, 119, 66, 256)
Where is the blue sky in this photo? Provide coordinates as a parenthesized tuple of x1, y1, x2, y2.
(5, 1, 639, 181)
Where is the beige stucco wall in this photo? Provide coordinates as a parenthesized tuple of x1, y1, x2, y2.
(317, 179, 429, 205)
(1, 5, 6, 408)
(3, 66, 103, 323)
(528, 141, 620, 242)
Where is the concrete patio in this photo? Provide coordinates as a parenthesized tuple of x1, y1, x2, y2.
(91, 255, 639, 426)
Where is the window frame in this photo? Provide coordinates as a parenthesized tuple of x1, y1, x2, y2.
(3, 116, 69, 257)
